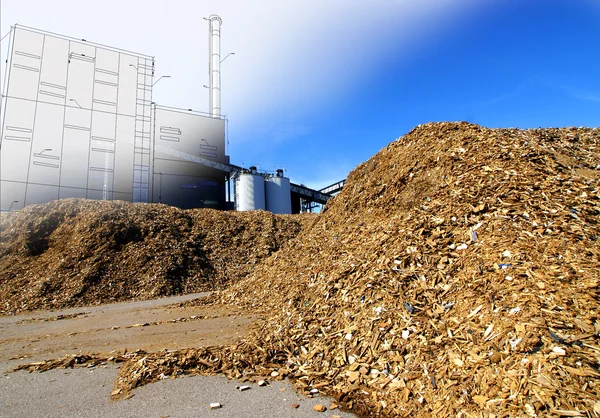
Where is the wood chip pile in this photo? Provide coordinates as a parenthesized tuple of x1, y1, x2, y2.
(112, 122, 600, 417)
(0, 199, 313, 314)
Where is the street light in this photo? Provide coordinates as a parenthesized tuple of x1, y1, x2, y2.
(220, 52, 235, 64)
(41, 148, 52, 154)
(129, 64, 138, 70)
(69, 99, 82, 109)
(152, 75, 171, 87)
(8, 200, 18, 211)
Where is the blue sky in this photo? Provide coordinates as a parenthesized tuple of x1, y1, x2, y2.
(264, 0, 600, 188)
(232, 0, 600, 188)
(2, 0, 600, 190)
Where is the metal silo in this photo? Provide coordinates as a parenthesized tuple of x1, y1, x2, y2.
(235, 166, 265, 211)
(265, 169, 292, 214)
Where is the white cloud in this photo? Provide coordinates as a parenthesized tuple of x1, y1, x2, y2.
(1, 0, 481, 133)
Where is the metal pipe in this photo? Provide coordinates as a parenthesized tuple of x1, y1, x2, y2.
(208, 15, 222, 118)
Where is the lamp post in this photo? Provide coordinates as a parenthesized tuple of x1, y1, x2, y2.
(152, 75, 171, 87)
(69, 99, 82, 109)
(220, 52, 235, 64)
(8, 200, 18, 211)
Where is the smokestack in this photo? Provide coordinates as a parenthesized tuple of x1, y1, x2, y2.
(208, 14, 222, 118)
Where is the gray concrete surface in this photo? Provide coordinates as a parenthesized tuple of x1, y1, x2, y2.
(1, 363, 355, 418)
(0, 292, 210, 327)
(0, 293, 356, 417)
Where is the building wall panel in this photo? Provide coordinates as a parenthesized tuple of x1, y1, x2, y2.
(1, 26, 154, 211)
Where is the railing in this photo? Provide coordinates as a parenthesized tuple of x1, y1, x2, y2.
(319, 179, 346, 195)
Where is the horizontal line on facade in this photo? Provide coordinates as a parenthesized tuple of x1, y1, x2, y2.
(70, 54, 95, 63)
(94, 79, 118, 87)
(90, 167, 114, 173)
(64, 124, 91, 131)
(15, 50, 41, 59)
(40, 90, 66, 99)
(4, 135, 31, 142)
(14, 63, 39, 72)
(40, 81, 67, 90)
(160, 127, 181, 135)
(159, 135, 180, 142)
(91, 147, 115, 153)
(0, 178, 134, 195)
(33, 153, 60, 160)
(4, 96, 137, 118)
(93, 99, 117, 107)
(6, 126, 32, 133)
(95, 68, 119, 76)
(13, 25, 153, 59)
(33, 161, 60, 169)
(91, 136, 115, 143)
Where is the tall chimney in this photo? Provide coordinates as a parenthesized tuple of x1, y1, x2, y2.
(208, 14, 222, 118)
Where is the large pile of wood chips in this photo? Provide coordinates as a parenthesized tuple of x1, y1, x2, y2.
(108, 122, 599, 417)
(12, 122, 600, 417)
(0, 199, 313, 314)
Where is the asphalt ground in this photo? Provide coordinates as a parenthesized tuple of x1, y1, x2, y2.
(0, 363, 356, 418)
(0, 294, 356, 418)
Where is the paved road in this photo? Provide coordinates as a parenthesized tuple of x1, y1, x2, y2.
(0, 292, 254, 363)
(0, 292, 211, 326)
(0, 294, 356, 417)
(1, 364, 354, 418)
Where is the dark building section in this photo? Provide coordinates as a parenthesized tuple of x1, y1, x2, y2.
(149, 105, 227, 209)
(151, 168, 226, 210)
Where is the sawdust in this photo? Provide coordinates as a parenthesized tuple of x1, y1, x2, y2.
(0, 200, 314, 314)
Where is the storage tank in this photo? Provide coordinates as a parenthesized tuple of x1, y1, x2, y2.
(235, 167, 265, 211)
(265, 169, 292, 214)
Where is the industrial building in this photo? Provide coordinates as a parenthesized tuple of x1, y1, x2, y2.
(0, 18, 343, 214)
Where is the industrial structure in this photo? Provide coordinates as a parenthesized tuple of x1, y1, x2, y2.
(0, 19, 343, 214)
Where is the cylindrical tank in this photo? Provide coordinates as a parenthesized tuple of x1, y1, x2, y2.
(265, 170, 291, 214)
(208, 14, 222, 118)
(235, 172, 265, 211)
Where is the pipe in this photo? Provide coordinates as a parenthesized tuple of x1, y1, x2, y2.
(208, 15, 222, 118)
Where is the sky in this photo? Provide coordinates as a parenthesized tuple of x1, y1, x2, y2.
(1, 0, 600, 190)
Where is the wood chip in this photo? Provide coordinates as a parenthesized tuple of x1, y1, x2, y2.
(313, 404, 327, 412)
